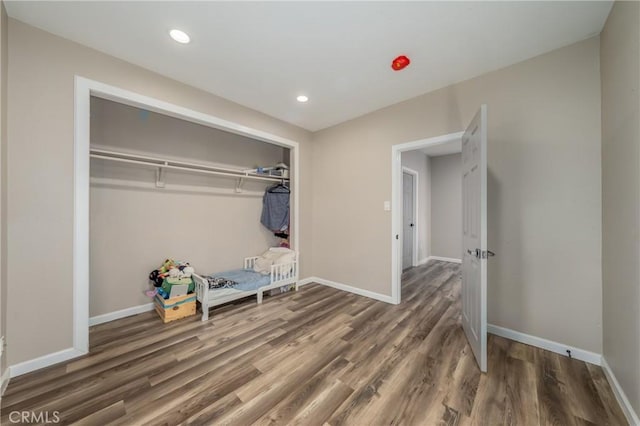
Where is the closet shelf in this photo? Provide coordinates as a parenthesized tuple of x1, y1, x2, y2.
(90, 148, 289, 191)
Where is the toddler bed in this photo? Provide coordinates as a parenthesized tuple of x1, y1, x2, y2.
(192, 249, 298, 321)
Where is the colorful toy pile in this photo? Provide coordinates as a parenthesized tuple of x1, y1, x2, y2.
(147, 259, 195, 299)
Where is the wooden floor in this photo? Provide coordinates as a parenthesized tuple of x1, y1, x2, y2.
(2, 261, 627, 425)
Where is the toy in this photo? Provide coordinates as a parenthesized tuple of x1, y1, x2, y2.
(182, 266, 195, 278)
(148, 269, 163, 287)
(148, 259, 195, 298)
(148, 258, 196, 285)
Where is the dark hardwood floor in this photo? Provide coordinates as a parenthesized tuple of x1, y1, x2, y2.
(1, 261, 628, 425)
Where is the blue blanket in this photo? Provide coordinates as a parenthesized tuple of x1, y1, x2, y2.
(209, 269, 270, 292)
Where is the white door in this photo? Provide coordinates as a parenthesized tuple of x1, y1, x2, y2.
(462, 105, 488, 372)
(402, 172, 415, 270)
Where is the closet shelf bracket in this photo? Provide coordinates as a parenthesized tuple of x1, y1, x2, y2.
(235, 177, 244, 193)
(155, 163, 167, 188)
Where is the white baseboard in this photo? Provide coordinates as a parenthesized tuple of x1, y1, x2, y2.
(428, 256, 462, 264)
(302, 276, 395, 304)
(1, 367, 10, 396)
(9, 347, 86, 378)
(89, 303, 154, 326)
(417, 257, 430, 266)
(488, 324, 602, 365)
(7, 279, 389, 380)
(297, 277, 315, 287)
(601, 357, 640, 426)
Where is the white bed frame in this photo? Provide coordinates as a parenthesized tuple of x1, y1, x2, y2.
(192, 255, 298, 321)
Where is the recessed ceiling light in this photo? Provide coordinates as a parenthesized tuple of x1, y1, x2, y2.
(296, 95, 309, 103)
(169, 29, 190, 44)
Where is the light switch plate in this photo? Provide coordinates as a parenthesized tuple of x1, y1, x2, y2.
(384, 201, 391, 211)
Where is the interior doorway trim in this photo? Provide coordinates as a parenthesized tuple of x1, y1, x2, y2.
(391, 131, 464, 304)
(401, 166, 419, 269)
(74, 76, 301, 355)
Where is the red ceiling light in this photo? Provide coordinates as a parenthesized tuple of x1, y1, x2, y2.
(391, 55, 411, 71)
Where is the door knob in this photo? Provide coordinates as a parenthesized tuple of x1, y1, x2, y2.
(467, 249, 496, 259)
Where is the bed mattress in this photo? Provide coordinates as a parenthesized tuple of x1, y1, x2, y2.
(208, 269, 270, 292)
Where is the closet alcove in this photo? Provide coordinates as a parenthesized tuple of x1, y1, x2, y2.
(89, 96, 292, 328)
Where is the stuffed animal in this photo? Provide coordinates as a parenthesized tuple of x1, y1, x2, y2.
(148, 259, 195, 288)
(148, 269, 163, 287)
(149, 258, 177, 287)
(171, 262, 194, 279)
(159, 259, 175, 274)
(182, 266, 194, 278)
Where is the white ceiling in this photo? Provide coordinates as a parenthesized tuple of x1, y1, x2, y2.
(6, 1, 612, 131)
(421, 139, 462, 157)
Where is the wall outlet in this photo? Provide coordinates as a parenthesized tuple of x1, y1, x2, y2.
(384, 201, 391, 211)
(0, 336, 4, 358)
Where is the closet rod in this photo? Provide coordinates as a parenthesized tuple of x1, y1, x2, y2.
(90, 149, 289, 184)
(92, 148, 246, 174)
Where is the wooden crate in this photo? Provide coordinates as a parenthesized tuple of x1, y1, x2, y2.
(154, 293, 196, 323)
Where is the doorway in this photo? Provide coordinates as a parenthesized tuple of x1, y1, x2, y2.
(392, 131, 464, 304)
(402, 169, 418, 270)
(391, 104, 489, 371)
(400, 142, 463, 274)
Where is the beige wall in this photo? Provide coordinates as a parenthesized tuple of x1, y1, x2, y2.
(6, 19, 312, 366)
(430, 153, 462, 260)
(90, 98, 288, 317)
(91, 97, 289, 168)
(312, 37, 603, 353)
(90, 188, 278, 317)
(0, 1, 7, 379)
(601, 0, 640, 416)
(401, 150, 430, 262)
(2, 13, 614, 372)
